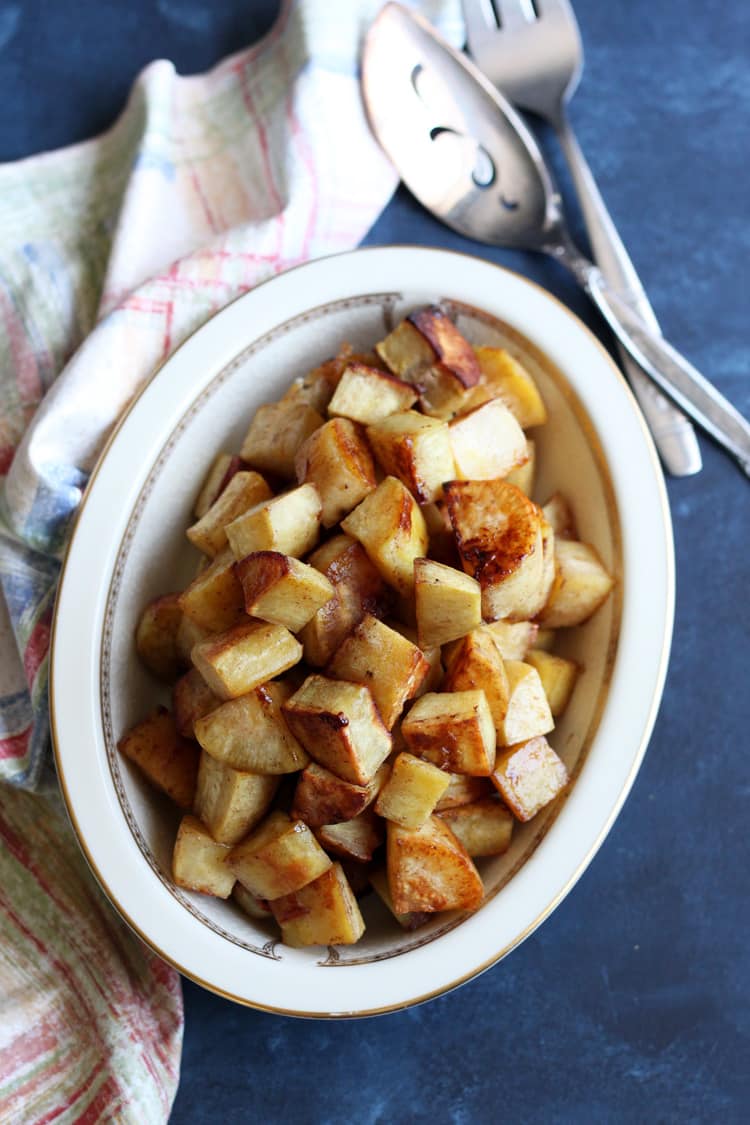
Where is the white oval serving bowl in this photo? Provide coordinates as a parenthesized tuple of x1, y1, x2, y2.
(51, 246, 674, 1017)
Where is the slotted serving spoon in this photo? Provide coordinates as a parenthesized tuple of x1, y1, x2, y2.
(362, 3, 750, 477)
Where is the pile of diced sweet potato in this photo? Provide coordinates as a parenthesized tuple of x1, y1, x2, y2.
(119, 306, 614, 948)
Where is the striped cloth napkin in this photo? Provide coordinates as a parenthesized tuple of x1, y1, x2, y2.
(0, 1, 460, 1119)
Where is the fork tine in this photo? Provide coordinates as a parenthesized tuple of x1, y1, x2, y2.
(461, 0, 496, 48)
(493, 0, 539, 28)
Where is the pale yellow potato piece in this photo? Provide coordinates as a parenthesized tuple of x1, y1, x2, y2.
(172, 668, 221, 739)
(172, 815, 235, 898)
(193, 452, 236, 519)
(291, 761, 386, 827)
(328, 362, 418, 425)
(135, 593, 182, 681)
(270, 863, 365, 947)
(481, 620, 539, 662)
(402, 690, 496, 776)
(434, 773, 494, 811)
(540, 540, 615, 629)
(186, 471, 272, 558)
(471, 346, 548, 428)
(496, 661, 555, 747)
(542, 491, 578, 540)
(226, 484, 322, 561)
(525, 650, 579, 717)
(414, 558, 481, 649)
(375, 752, 450, 830)
(449, 399, 527, 480)
(194, 683, 308, 774)
(375, 309, 479, 418)
(175, 614, 213, 668)
(325, 614, 429, 729)
(281, 369, 337, 413)
(387, 815, 484, 914)
(235, 551, 334, 632)
(118, 708, 200, 810)
(438, 798, 514, 857)
(491, 735, 568, 821)
(282, 675, 392, 786)
(369, 867, 430, 931)
(194, 751, 278, 845)
(232, 883, 272, 920)
(443, 628, 510, 732)
(178, 547, 245, 632)
(240, 400, 324, 478)
(228, 810, 331, 900)
(295, 417, 377, 527)
(389, 621, 444, 697)
(192, 620, 302, 700)
(367, 411, 455, 503)
(316, 807, 384, 863)
(505, 439, 536, 496)
(341, 476, 428, 596)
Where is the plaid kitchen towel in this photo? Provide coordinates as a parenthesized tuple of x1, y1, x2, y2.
(0, 1, 460, 1120)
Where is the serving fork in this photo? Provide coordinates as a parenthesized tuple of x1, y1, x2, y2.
(462, 0, 702, 477)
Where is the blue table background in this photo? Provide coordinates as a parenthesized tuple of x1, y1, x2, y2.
(3, 2, 748, 1120)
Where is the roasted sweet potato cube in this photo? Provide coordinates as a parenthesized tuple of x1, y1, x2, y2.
(225, 484, 322, 561)
(186, 471, 272, 557)
(194, 682, 308, 773)
(389, 621, 443, 697)
(117, 708, 199, 810)
(295, 418, 377, 527)
(472, 346, 548, 428)
(442, 628, 509, 731)
(414, 558, 482, 649)
(178, 548, 245, 632)
(482, 620, 539, 661)
(328, 362, 418, 425)
(282, 675, 392, 786)
(402, 690, 496, 776)
(449, 399, 527, 481)
(366, 411, 455, 503)
(281, 368, 337, 413)
(434, 773, 494, 811)
(376, 308, 480, 418)
(194, 452, 240, 519)
(228, 810, 332, 900)
(135, 593, 183, 681)
(232, 883, 272, 920)
(172, 814, 235, 898)
(235, 551, 334, 632)
(194, 751, 278, 845)
(291, 761, 383, 827)
(542, 492, 578, 540)
(191, 620, 302, 700)
(444, 479, 547, 621)
(341, 476, 428, 596)
(316, 806, 384, 863)
(437, 798, 514, 857)
(172, 668, 221, 738)
(369, 867, 430, 931)
(496, 661, 555, 747)
(387, 815, 484, 914)
(374, 752, 450, 829)
(240, 400, 324, 478)
(525, 650, 579, 717)
(491, 735, 568, 821)
(325, 614, 429, 729)
(270, 862, 365, 947)
(505, 438, 536, 497)
(540, 540, 615, 629)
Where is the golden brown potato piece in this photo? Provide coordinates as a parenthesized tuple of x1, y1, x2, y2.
(117, 708, 199, 810)
(369, 867, 430, 931)
(471, 346, 548, 428)
(228, 810, 332, 900)
(194, 751, 279, 845)
(328, 362, 418, 425)
(387, 815, 484, 914)
(402, 690, 496, 776)
(376, 308, 480, 418)
(282, 675, 392, 786)
(374, 752, 450, 830)
(172, 814, 235, 898)
(437, 798, 514, 857)
(295, 418, 377, 527)
(505, 438, 536, 497)
(388, 621, 443, 697)
(191, 620, 302, 700)
(281, 368, 337, 413)
(193, 683, 308, 774)
(444, 478, 546, 622)
(325, 614, 429, 729)
(442, 627, 510, 732)
(413, 558, 482, 650)
(178, 548, 246, 633)
(525, 650, 579, 717)
(235, 551, 334, 632)
(449, 399, 527, 481)
(539, 540, 615, 629)
(291, 761, 386, 827)
(172, 668, 221, 738)
(186, 471, 272, 558)
(496, 660, 555, 747)
(434, 773, 494, 811)
(482, 620, 539, 662)
(341, 476, 429, 596)
(232, 883, 272, 920)
(175, 614, 213, 668)
(270, 862, 365, 947)
(542, 492, 578, 540)
(240, 400, 324, 478)
(193, 452, 240, 519)
(135, 593, 183, 682)
(366, 411, 455, 503)
(491, 735, 568, 821)
(225, 484, 322, 561)
(316, 806, 384, 863)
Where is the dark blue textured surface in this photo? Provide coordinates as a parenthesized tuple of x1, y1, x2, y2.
(3, 2, 748, 1121)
